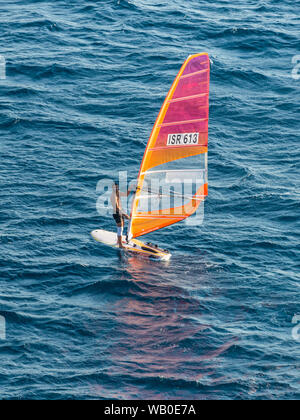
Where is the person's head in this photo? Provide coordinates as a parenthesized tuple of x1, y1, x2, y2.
(112, 180, 119, 193)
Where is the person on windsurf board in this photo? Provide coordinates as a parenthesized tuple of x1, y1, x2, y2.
(92, 53, 209, 260)
(111, 181, 132, 248)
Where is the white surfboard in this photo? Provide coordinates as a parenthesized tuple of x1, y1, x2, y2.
(91, 229, 171, 260)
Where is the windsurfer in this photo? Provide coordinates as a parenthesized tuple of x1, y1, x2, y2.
(111, 181, 131, 248)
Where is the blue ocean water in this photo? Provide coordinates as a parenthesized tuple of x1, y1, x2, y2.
(0, 0, 299, 400)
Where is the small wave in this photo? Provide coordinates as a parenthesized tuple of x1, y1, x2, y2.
(18, 19, 62, 32)
(70, 278, 142, 297)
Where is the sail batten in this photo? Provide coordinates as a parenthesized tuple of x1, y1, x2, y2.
(180, 68, 209, 79)
(149, 145, 207, 152)
(168, 92, 208, 103)
(129, 53, 210, 239)
(157, 118, 208, 128)
(141, 169, 205, 175)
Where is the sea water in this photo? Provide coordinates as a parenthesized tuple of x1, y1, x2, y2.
(0, 0, 299, 399)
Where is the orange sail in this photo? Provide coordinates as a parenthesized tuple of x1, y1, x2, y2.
(129, 53, 210, 239)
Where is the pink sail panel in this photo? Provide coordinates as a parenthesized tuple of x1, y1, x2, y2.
(148, 54, 210, 159)
(173, 72, 209, 100)
(152, 120, 208, 149)
(181, 54, 209, 76)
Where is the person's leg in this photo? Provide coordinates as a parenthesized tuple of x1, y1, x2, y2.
(117, 221, 123, 248)
(113, 213, 123, 248)
(122, 214, 130, 242)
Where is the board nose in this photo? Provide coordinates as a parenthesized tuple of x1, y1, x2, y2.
(91, 230, 99, 240)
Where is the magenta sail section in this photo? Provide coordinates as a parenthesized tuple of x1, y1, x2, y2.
(158, 120, 208, 136)
(154, 122, 208, 148)
(164, 97, 209, 124)
(151, 53, 210, 152)
(181, 54, 209, 76)
(173, 72, 209, 99)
